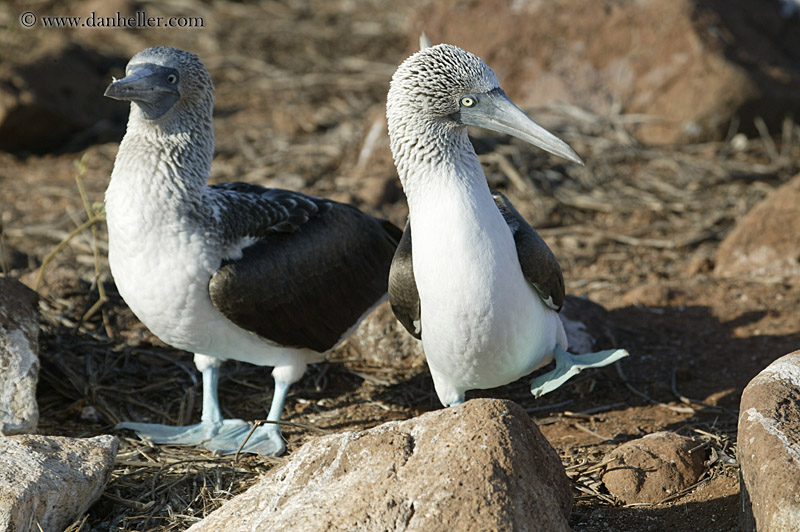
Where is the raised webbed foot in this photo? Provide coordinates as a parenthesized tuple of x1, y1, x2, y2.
(530, 345, 629, 398)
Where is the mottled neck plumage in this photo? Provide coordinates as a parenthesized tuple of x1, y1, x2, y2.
(113, 96, 214, 207)
(387, 113, 486, 207)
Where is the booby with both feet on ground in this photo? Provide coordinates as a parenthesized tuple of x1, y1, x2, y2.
(104, 46, 401, 455)
(386, 44, 628, 407)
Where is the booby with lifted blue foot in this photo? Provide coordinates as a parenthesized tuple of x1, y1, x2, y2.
(386, 44, 628, 407)
(104, 46, 401, 455)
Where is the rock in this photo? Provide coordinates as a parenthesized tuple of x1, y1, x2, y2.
(0, 434, 119, 532)
(0, 277, 39, 435)
(0, 36, 125, 153)
(416, 0, 800, 145)
(738, 351, 800, 532)
(188, 399, 572, 532)
(715, 174, 800, 278)
(601, 431, 706, 504)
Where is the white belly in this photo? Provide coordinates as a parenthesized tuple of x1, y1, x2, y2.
(411, 192, 563, 405)
(108, 219, 216, 351)
(105, 190, 320, 373)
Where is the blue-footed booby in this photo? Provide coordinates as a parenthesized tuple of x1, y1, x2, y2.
(386, 44, 628, 407)
(104, 46, 401, 455)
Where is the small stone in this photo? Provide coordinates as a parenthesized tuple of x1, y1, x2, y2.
(738, 351, 800, 531)
(0, 277, 40, 435)
(730, 133, 749, 151)
(601, 431, 706, 504)
(188, 399, 572, 532)
(0, 434, 119, 531)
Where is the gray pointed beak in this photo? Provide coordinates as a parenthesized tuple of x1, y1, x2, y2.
(104, 64, 180, 120)
(105, 65, 162, 102)
(454, 88, 584, 165)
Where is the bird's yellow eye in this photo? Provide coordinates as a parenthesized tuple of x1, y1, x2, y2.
(460, 97, 475, 107)
(167, 74, 178, 84)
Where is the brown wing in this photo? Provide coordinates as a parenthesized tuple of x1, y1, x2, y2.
(208, 185, 402, 352)
(492, 190, 564, 311)
(388, 221, 421, 339)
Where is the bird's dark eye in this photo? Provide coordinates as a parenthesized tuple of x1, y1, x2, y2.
(167, 74, 178, 84)
(460, 97, 475, 107)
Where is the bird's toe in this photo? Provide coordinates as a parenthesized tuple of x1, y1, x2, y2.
(202, 422, 285, 456)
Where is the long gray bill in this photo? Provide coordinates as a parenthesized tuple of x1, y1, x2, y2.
(455, 88, 584, 165)
(104, 64, 179, 120)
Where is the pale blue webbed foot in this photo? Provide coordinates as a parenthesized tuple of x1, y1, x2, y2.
(211, 422, 285, 455)
(201, 378, 290, 456)
(115, 418, 249, 448)
(116, 358, 293, 456)
(530, 345, 629, 398)
(181, 421, 285, 455)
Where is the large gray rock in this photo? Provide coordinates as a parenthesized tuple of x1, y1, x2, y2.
(739, 351, 800, 532)
(0, 277, 39, 435)
(715, 174, 800, 279)
(0, 434, 119, 532)
(601, 431, 706, 504)
(189, 399, 572, 532)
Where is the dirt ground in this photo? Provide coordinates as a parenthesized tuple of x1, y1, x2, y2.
(2, 1, 800, 530)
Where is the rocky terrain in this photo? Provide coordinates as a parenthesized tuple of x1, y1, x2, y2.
(1, 0, 800, 530)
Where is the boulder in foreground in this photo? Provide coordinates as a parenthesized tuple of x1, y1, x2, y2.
(0, 277, 40, 435)
(0, 434, 119, 532)
(189, 399, 572, 532)
(739, 351, 800, 532)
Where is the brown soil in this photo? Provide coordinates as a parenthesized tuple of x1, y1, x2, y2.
(1, 1, 799, 530)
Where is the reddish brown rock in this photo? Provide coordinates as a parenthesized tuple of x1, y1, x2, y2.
(715, 174, 800, 278)
(739, 351, 800, 532)
(416, 0, 800, 145)
(601, 431, 706, 504)
(188, 399, 572, 532)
